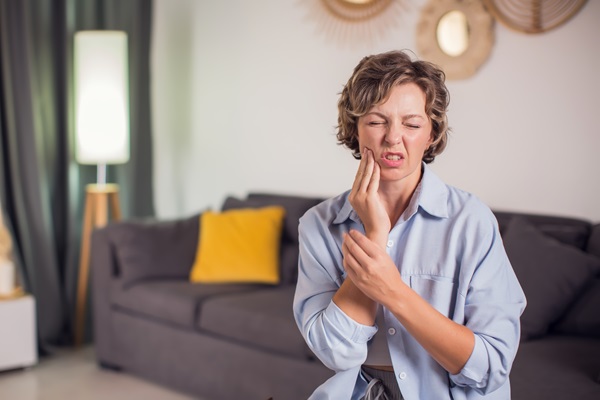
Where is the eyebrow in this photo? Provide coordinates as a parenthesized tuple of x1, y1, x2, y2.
(364, 111, 426, 120)
(364, 111, 387, 118)
(402, 114, 426, 121)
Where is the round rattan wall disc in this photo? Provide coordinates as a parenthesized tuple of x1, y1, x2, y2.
(321, 0, 394, 22)
(482, 0, 588, 33)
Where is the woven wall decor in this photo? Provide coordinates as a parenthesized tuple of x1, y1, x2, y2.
(321, 0, 395, 21)
(482, 0, 588, 33)
(303, 0, 407, 45)
(416, 0, 495, 79)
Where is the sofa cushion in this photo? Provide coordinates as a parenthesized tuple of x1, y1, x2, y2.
(112, 280, 262, 329)
(222, 194, 323, 284)
(189, 206, 285, 284)
(503, 217, 600, 340)
(197, 285, 312, 360)
(553, 278, 600, 337)
(511, 335, 600, 400)
(107, 214, 199, 288)
(245, 193, 323, 242)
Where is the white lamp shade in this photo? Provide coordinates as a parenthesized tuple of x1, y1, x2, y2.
(74, 31, 130, 165)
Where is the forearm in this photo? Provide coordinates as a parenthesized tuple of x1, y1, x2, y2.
(296, 291, 378, 371)
(387, 285, 475, 375)
(332, 225, 387, 326)
(332, 277, 377, 326)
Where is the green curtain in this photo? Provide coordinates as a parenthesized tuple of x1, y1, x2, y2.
(0, 0, 154, 350)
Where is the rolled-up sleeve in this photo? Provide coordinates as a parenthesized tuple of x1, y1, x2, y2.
(293, 213, 377, 372)
(450, 219, 526, 395)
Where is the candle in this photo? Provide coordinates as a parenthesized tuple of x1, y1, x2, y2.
(0, 260, 15, 296)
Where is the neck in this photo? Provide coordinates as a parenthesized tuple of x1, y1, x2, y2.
(378, 167, 423, 227)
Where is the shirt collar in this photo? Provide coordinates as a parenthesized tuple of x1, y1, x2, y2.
(333, 191, 359, 225)
(332, 163, 449, 225)
(417, 163, 449, 219)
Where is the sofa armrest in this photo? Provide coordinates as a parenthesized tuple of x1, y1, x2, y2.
(90, 213, 200, 367)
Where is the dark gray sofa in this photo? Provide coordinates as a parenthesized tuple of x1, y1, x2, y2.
(91, 193, 600, 400)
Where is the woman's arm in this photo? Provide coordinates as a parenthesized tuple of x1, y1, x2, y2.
(293, 215, 378, 372)
(333, 148, 389, 326)
(342, 229, 475, 374)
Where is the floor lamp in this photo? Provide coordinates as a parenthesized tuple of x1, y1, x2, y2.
(73, 30, 130, 347)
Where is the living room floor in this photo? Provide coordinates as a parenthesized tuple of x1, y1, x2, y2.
(0, 346, 206, 400)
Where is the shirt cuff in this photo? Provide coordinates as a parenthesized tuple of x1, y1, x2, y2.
(450, 334, 489, 387)
(324, 300, 378, 344)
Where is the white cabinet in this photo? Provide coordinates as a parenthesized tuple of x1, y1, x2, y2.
(0, 295, 37, 371)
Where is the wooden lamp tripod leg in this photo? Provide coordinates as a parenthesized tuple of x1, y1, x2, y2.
(75, 190, 95, 347)
(74, 186, 120, 347)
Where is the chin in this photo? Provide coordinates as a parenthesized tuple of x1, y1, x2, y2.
(380, 172, 408, 182)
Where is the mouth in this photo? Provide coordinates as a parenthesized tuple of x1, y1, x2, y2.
(380, 152, 405, 167)
(382, 152, 404, 161)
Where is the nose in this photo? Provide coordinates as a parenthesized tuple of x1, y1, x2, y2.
(384, 124, 402, 145)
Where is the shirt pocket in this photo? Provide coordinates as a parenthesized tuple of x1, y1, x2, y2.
(409, 275, 457, 318)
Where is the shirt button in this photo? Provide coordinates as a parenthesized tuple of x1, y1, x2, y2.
(388, 328, 396, 335)
(399, 372, 407, 380)
(387, 240, 394, 248)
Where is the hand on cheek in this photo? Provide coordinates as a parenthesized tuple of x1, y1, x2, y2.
(348, 148, 390, 246)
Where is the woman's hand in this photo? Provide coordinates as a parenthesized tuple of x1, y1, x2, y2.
(342, 229, 404, 306)
(343, 228, 475, 374)
(348, 148, 390, 248)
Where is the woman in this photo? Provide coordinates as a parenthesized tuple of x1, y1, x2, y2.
(293, 50, 526, 400)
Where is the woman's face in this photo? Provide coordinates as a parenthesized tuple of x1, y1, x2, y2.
(357, 82, 432, 187)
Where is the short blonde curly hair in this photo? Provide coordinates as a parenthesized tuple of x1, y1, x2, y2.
(336, 50, 450, 163)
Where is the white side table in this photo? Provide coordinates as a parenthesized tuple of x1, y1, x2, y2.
(0, 294, 37, 371)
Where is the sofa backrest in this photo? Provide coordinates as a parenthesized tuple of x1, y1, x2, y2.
(494, 211, 600, 340)
(222, 193, 324, 285)
(493, 211, 592, 250)
(586, 224, 600, 258)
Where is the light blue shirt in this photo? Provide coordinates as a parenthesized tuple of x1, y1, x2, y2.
(293, 164, 526, 400)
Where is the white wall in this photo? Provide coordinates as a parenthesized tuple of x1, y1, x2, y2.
(152, 0, 600, 222)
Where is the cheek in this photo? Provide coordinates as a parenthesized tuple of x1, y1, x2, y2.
(356, 131, 370, 149)
(406, 132, 432, 152)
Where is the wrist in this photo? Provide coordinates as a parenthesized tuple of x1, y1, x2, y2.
(365, 230, 388, 249)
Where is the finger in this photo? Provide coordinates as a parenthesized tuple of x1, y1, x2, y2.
(342, 241, 359, 273)
(353, 148, 375, 196)
(348, 229, 380, 260)
(342, 234, 359, 266)
(344, 230, 372, 267)
(341, 236, 359, 275)
(359, 149, 375, 193)
(369, 163, 381, 193)
(342, 240, 370, 289)
(350, 148, 368, 195)
(341, 233, 355, 261)
(366, 153, 380, 195)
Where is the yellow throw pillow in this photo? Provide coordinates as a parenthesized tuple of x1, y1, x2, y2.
(189, 206, 285, 284)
